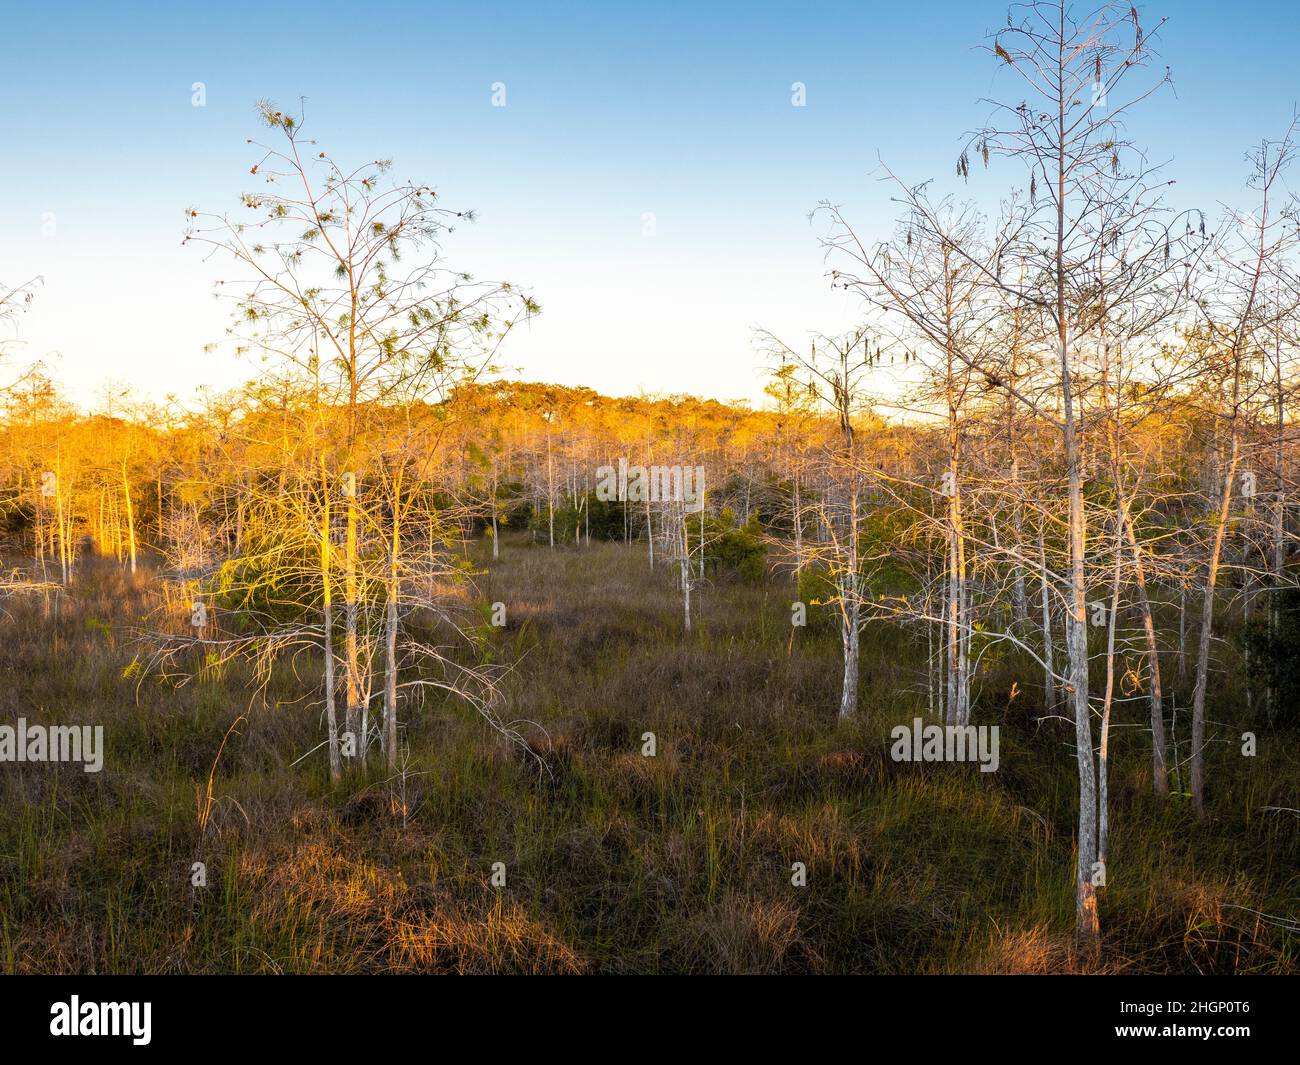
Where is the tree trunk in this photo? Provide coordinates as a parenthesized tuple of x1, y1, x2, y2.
(1038, 519, 1055, 708)
(384, 509, 400, 771)
(680, 506, 691, 633)
(320, 458, 340, 784)
(1191, 432, 1239, 819)
(1057, 90, 1099, 947)
(122, 460, 137, 575)
(491, 462, 500, 561)
(1124, 514, 1167, 795)
(838, 481, 861, 720)
(345, 482, 362, 766)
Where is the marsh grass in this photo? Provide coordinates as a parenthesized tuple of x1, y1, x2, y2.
(0, 542, 1295, 973)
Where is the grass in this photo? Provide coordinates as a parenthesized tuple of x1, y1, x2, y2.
(0, 540, 1296, 973)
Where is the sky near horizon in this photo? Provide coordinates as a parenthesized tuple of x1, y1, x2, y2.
(1, 0, 1297, 412)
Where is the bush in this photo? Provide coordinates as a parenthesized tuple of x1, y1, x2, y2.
(1242, 586, 1300, 727)
(693, 507, 766, 581)
(526, 494, 627, 543)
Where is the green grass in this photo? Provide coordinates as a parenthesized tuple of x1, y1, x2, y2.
(0, 541, 1296, 973)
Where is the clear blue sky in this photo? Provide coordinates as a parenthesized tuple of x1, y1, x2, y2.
(1, 0, 1296, 409)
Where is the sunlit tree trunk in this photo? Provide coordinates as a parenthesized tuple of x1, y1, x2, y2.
(1124, 513, 1167, 795)
(1191, 430, 1238, 819)
(320, 456, 340, 783)
(383, 469, 403, 770)
(122, 459, 137, 575)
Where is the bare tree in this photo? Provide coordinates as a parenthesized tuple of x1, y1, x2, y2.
(184, 100, 535, 781)
(1187, 123, 1300, 818)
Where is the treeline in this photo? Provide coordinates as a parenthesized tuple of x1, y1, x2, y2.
(1, 359, 1295, 759)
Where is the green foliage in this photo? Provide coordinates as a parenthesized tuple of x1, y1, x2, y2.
(796, 562, 840, 631)
(527, 494, 627, 543)
(693, 507, 766, 581)
(856, 506, 919, 595)
(212, 549, 315, 626)
(1241, 586, 1300, 728)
